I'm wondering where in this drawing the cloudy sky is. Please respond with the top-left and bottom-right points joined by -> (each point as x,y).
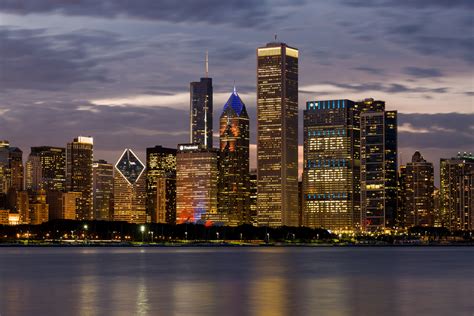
0,0 -> 473,185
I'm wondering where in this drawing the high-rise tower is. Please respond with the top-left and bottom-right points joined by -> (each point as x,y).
27,146 -> 66,192
219,87 -> 250,226
113,149 -> 147,224
256,42 -> 299,227
66,136 -> 93,220
190,53 -> 213,148
92,160 -> 113,221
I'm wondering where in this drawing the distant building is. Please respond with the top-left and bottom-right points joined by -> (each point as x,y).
359,99 -> 397,231
0,209 -> 8,225
190,77 -> 213,149
399,151 -> 434,228
26,146 -> 66,192
146,146 -> 177,224
303,99 -> 361,232
176,144 -> 218,224
47,191 -> 81,220
113,149 -> 147,224
249,169 -> 258,226
256,42 -> 299,227
92,160 -> 114,221
16,191 -> 30,224
440,153 -> 474,231
66,136 -> 93,220
29,189 -> 49,225
219,87 -> 250,226
0,140 -> 23,195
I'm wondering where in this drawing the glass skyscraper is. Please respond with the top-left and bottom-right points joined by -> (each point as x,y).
256,42 -> 299,227
27,146 -> 66,192
190,77 -> 213,149
92,160 -> 113,221
219,87 -> 250,226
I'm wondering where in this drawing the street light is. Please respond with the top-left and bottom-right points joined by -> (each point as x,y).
83,224 -> 88,243
140,225 -> 145,243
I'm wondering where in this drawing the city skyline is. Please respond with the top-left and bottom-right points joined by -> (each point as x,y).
0,1 -> 472,187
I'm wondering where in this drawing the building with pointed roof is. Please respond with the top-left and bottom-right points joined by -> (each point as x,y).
219,87 -> 251,226
113,149 -> 147,223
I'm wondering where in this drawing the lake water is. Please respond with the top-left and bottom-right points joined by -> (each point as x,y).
0,247 -> 473,316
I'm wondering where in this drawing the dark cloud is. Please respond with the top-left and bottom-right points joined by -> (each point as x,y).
399,113 -> 474,150
0,0 -> 284,28
353,66 -> 385,75
0,27 -> 112,91
323,82 -> 449,94
403,67 -> 443,78
341,0 -> 473,9
389,24 -> 424,35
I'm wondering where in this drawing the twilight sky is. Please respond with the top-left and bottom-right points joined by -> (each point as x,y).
0,0 -> 473,185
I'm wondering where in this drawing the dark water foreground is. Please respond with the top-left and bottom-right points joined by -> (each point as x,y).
0,247 -> 473,316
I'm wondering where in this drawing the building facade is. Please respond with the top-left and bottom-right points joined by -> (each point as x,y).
113,149 -> 147,224
256,42 -> 299,227
399,151 -> 434,228
440,153 -> 474,231
66,136 -> 93,220
359,99 -> 398,231
27,146 -> 66,192
146,146 -> 177,224
176,144 -> 218,224
47,191 -> 81,220
190,77 -> 213,148
219,87 -> 251,226
92,160 -> 114,221
303,99 -> 362,231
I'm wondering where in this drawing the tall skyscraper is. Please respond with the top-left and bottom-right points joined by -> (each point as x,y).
219,87 -> 251,226
190,55 -> 213,149
176,144 -> 218,224
399,151 -> 434,228
92,160 -> 114,221
66,136 -> 93,220
359,99 -> 397,231
256,41 -> 299,227
0,141 -> 23,194
146,145 -> 177,224
27,146 -> 66,192
113,149 -> 147,224
440,153 -> 474,231
303,99 -> 362,231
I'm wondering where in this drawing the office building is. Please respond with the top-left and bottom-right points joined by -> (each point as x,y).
66,136 -> 93,220
303,99 -> 361,231
176,144 -> 218,224
249,169 -> 258,226
26,146 -> 66,192
190,56 -> 213,149
146,146 -> 177,224
359,99 -> 397,231
0,141 -> 23,194
113,149 -> 147,224
219,87 -> 250,226
440,153 -> 474,231
29,189 -> 49,225
47,191 -> 81,220
399,151 -> 434,228
256,42 -> 299,227
92,160 -> 113,221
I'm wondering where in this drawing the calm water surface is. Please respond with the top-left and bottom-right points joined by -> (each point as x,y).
0,247 -> 473,316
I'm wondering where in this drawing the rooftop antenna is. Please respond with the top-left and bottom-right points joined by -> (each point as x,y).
205,50 -> 209,78
233,80 -> 236,94
274,33 -> 277,41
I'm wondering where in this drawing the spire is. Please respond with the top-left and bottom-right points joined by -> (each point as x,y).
205,50 -> 209,78
233,81 -> 237,95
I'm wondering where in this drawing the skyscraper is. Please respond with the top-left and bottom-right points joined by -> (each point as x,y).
359,99 -> 397,231
256,41 -> 299,227
113,149 -> 147,224
66,136 -> 93,220
0,141 -> 23,194
190,56 -> 213,149
219,87 -> 251,226
303,99 -> 361,231
146,145 -> 177,224
440,153 -> 474,231
399,151 -> 434,228
92,160 -> 114,221
176,144 -> 218,224
27,146 -> 66,192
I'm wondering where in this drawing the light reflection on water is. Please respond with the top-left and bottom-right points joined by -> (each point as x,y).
0,247 -> 473,316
